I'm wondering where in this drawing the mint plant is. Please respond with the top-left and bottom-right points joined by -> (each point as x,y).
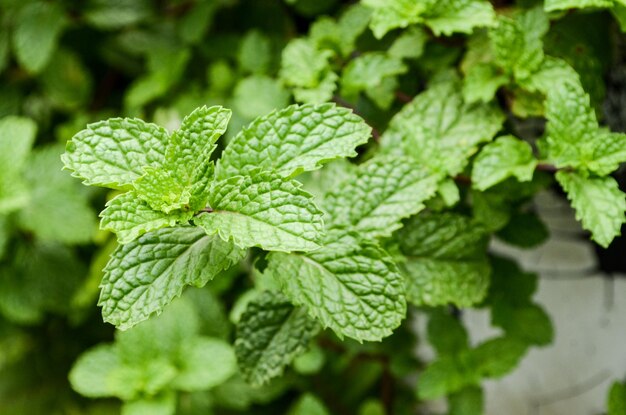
3,0 -> 626,414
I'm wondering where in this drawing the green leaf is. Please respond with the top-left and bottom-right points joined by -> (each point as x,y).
172,337 -> 237,391
69,344 -> 126,398
341,52 -> 407,100
84,0 -> 153,29
232,75 -> 290,120
288,394 -> 330,415
424,0 -> 496,36
195,173 -> 323,252
397,213 -> 490,307
18,145 -> 97,244
556,171 -> 626,248
544,0 -> 613,12
40,49 -> 92,110
491,302 -> 553,346
324,156 -> 439,239
217,103 -> 371,179
417,356 -> 477,400
496,211 -> 549,248
448,386 -> 484,415
427,310 -> 469,356
0,116 -> 37,181
121,391 -> 176,415
470,337 -> 527,378
381,77 -> 504,176
62,118 -> 170,189
544,80 -> 598,170
462,63 -> 508,104
389,27 -> 427,59
99,227 -> 245,330
238,30 -> 271,75
235,291 -> 319,386
99,191 -> 190,244
472,135 -> 537,191
608,381 -> 626,415
134,106 -> 230,213
266,232 -> 406,342
12,1 -> 66,73
280,39 -> 333,89
363,0 -> 494,39
489,14 -> 544,80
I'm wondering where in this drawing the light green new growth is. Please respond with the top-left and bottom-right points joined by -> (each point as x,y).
235,291 -> 318,386
556,171 -> 626,248
216,103 -> 371,179
472,135 -> 537,191
99,227 -> 245,330
194,173 -> 324,252
266,232 -> 406,342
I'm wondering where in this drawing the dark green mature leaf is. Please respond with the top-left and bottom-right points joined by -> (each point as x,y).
556,171 -> 626,248
397,213 -> 490,307
266,232 -> 406,342
99,227 -> 245,330
448,386 -> 484,415
195,173 -> 324,252
324,156 -> 439,239
235,291 -> 318,386
216,103 -> 371,179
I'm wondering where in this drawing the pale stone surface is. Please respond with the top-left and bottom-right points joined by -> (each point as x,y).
463,191 -> 626,415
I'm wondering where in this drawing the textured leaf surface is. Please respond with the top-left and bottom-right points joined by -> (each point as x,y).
397,213 -> 490,307
381,77 -> 504,176
425,0 -> 496,36
324,156 -> 439,239
100,226 -> 245,329
172,337 -> 237,391
235,291 -> 318,386
490,14 -> 544,80
280,39 -> 332,90
195,173 -> 323,252
266,233 -> 406,342
13,2 -> 66,73
556,171 -> 626,248
100,191 -> 188,244
62,118 -> 170,189
472,136 -> 537,191
216,104 -> 371,179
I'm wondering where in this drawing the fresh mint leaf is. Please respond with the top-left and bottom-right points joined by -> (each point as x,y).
217,103 -> 371,179
288,394 -> 330,415
69,344 -> 128,398
556,171 -> 626,248
62,118 -> 170,189
341,52 -> 408,103
381,77 -> 504,176
448,386 -> 484,415
424,0 -> 496,36
99,227 -> 245,330
472,135 -> 537,191
235,291 -> 319,386
172,337 -> 237,391
323,156 -> 439,239
266,232 -> 406,342
99,191 -> 189,244
194,173 -> 324,252
12,1 -> 66,73
397,212 -> 490,307
18,145 -> 97,244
